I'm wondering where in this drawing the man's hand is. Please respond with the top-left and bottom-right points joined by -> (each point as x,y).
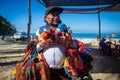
39,37 -> 54,47
58,32 -> 73,47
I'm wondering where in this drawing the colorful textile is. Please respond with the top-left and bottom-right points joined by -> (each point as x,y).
63,40 -> 93,79
14,41 -> 50,80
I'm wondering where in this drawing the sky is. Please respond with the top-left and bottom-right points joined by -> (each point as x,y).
0,0 -> 120,34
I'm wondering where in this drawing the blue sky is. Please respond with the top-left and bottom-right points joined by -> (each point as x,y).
0,0 -> 120,34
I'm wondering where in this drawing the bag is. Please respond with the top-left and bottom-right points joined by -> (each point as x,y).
15,41 -> 50,80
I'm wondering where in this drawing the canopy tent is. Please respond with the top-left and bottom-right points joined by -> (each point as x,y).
26,0 -> 120,41
35,0 -> 120,40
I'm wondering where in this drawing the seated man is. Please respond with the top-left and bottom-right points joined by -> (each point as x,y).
99,38 -> 109,55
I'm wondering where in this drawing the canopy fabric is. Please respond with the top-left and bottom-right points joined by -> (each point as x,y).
37,0 -> 120,12
63,5 -> 120,13
39,0 -> 120,7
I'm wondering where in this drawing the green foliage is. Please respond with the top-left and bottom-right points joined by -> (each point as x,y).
0,15 -> 16,35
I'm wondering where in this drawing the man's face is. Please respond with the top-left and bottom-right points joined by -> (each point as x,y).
44,11 -> 60,27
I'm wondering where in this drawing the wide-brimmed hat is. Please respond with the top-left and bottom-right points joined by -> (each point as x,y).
45,6 -> 63,15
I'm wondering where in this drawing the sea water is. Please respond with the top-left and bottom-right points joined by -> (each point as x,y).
73,33 -> 120,39
30,33 -> 120,40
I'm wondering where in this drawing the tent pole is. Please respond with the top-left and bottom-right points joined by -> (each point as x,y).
98,12 -> 101,41
27,0 -> 31,42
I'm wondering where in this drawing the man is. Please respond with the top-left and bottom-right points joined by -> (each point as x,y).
99,38 -> 110,55
36,6 -> 71,80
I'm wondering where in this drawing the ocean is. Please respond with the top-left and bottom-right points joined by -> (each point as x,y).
31,33 -> 120,39
73,33 -> 120,39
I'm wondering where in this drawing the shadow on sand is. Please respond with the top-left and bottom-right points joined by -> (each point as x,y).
91,48 -> 120,73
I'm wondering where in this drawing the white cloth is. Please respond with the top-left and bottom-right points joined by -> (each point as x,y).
36,25 -> 66,69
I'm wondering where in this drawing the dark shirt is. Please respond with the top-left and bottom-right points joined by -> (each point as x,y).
99,41 -> 109,51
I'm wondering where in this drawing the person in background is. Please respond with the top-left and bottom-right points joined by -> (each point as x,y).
111,32 -> 116,43
36,6 -> 71,80
99,38 -> 109,54
106,33 -> 110,40
112,32 -> 116,39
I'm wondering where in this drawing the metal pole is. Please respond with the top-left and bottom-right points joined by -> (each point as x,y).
27,0 -> 31,42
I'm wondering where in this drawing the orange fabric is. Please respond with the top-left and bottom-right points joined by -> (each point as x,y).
15,41 -> 51,80
38,54 -> 51,80
16,50 -> 32,80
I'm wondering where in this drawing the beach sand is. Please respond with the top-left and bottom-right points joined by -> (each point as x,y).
0,39 -> 120,80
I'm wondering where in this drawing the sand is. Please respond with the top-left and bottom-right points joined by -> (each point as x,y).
0,40 -> 26,80
0,39 -> 120,80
